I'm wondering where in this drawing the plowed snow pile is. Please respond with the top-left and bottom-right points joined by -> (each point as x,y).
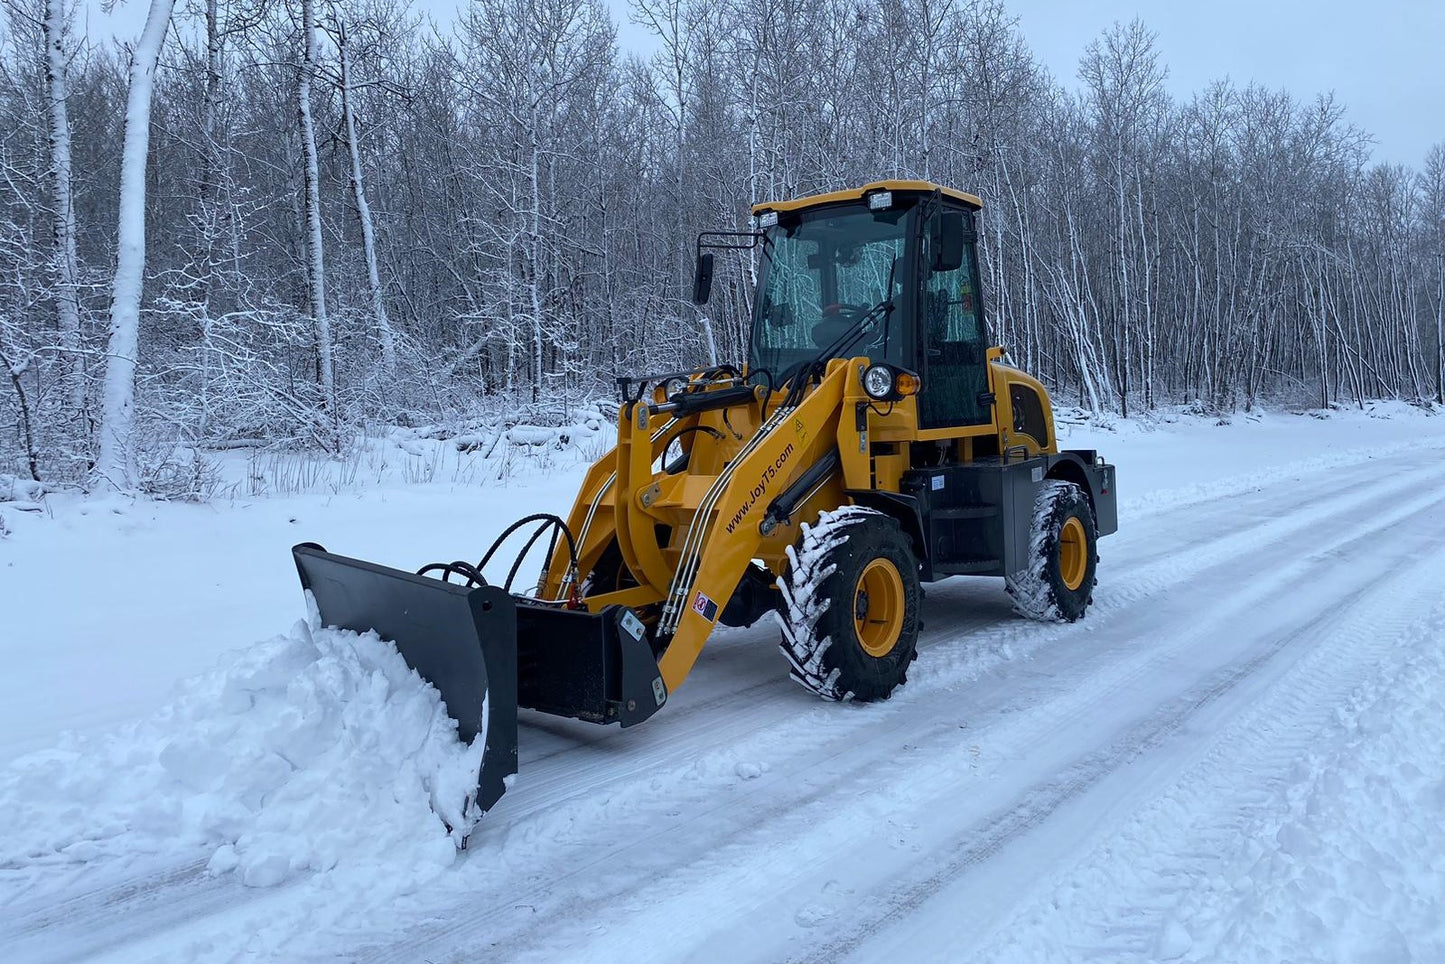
0,617 -> 484,888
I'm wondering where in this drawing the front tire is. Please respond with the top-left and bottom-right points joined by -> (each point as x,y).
1007,480 -> 1098,622
777,506 -> 921,701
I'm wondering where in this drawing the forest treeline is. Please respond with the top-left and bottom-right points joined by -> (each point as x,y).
1,0 -> 1442,489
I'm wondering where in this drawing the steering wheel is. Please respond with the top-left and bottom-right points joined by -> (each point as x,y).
811,302 -> 868,347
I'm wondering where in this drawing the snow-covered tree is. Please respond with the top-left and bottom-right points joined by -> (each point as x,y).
95,0 -> 176,490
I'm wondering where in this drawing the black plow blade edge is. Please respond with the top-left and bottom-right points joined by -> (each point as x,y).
292,543 -> 519,815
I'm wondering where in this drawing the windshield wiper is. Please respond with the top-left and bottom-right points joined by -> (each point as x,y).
806,254 -> 899,369
778,291 -> 898,408
822,296 -> 893,359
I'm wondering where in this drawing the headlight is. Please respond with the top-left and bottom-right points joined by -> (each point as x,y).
863,364 -> 895,400
859,364 -> 921,402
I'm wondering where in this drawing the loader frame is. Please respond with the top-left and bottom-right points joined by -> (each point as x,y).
297,179 -> 1119,823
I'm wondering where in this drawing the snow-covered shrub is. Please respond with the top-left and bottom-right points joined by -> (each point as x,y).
134,442 -> 227,502
145,300 -> 332,449
0,472 -> 44,502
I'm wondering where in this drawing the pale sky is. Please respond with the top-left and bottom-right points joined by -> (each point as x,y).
84,0 -> 1442,165
1005,0 -> 1444,166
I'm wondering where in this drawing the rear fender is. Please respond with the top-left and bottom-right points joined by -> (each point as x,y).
1046,451 -> 1118,537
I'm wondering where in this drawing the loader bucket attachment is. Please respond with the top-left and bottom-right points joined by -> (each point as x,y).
292,543 -> 519,815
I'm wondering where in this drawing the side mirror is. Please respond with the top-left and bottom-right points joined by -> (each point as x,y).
931,211 -> 965,273
692,251 -> 715,305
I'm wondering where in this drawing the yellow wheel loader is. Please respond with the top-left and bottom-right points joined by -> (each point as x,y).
294,180 -> 1118,817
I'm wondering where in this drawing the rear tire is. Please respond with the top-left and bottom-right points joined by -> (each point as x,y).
777,506 -> 921,702
1007,480 -> 1097,622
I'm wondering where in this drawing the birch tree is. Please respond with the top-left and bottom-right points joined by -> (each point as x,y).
42,0 -> 80,413
1422,145 -> 1445,404
328,4 -> 396,376
95,0 -> 176,489
296,0 -> 336,436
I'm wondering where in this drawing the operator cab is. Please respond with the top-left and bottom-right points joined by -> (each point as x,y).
696,181 -> 992,429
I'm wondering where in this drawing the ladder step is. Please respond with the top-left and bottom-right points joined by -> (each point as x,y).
932,503 -> 999,521
936,557 -> 1002,576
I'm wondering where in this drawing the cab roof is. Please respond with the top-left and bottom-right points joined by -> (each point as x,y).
751,180 -> 983,215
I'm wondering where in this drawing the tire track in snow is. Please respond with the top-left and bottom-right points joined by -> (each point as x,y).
963,567 -> 1445,962
342,454 -> 1445,964
909,453 -> 1444,691
820,526 -> 1445,964
630,468 -> 1445,964
1,857 -> 225,964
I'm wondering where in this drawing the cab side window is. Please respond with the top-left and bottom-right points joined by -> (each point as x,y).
919,215 -> 988,428
923,246 -> 982,362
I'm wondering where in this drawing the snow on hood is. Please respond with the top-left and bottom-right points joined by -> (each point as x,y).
0,619 -> 485,888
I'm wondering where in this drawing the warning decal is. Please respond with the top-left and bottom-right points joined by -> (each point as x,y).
692,590 -> 719,622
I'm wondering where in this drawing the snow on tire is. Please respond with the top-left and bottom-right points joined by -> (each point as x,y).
776,505 -> 921,702
1007,479 -> 1098,622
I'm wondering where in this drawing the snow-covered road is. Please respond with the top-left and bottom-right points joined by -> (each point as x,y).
4,409 -> 1445,962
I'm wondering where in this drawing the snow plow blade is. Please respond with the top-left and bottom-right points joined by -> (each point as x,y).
292,543 -> 519,814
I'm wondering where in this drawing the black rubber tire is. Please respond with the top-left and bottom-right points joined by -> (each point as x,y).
1007,480 -> 1098,622
778,506 -> 922,702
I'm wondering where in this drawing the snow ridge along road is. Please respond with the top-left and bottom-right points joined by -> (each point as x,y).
4,417 -> 1445,963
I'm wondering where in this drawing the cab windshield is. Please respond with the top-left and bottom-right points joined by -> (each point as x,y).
748,202 -> 915,377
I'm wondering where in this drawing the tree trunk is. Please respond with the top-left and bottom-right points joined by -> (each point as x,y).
529,119 -> 543,404
337,17 -> 396,376
1436,260 -> 1444,404
297,0 -> 336,434
197,0 -> 222,306
0,345 -> 40,481
95,0 -> 176,490
43,0 -> 82,415
197,0 -> 222,438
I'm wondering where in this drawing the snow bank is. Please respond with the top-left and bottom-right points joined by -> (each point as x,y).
0,617 -> 485,888
454,418 -> 607,453
0,473 -> 45,503
1166,626 -> 1445,962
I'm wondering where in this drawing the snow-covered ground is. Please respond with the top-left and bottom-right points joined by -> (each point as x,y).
3,401 -> 1444,962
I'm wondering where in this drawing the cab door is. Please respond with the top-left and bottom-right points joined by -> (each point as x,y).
919,208 -> 990,429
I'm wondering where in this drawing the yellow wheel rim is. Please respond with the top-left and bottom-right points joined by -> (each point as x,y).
855,558 -> 905,658
1059,516 -> 1088,591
